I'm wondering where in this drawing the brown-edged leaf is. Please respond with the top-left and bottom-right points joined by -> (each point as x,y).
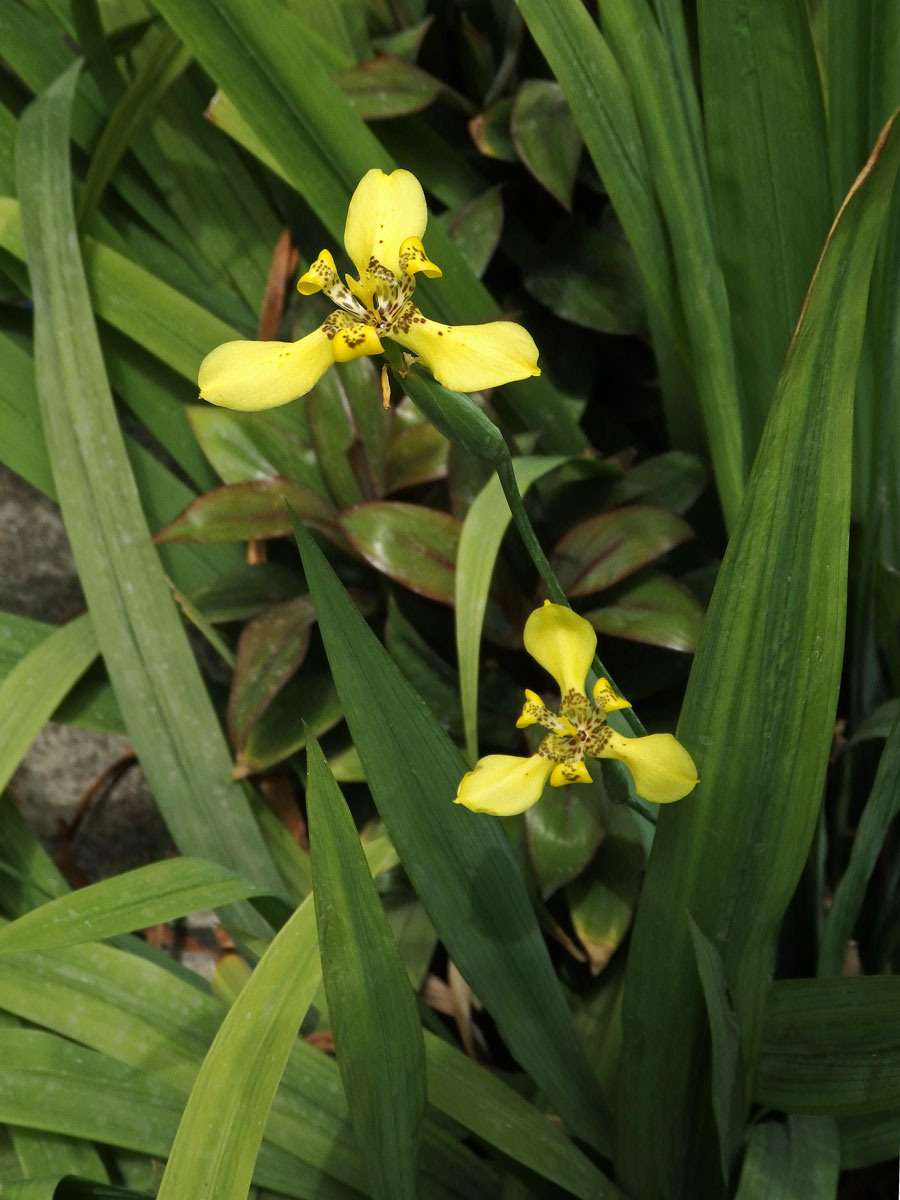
228,595 -> 317,751
552,507 -> 693,595
340,502 -> 460,605
583,573 -> 705,652
155,478 -> 343,546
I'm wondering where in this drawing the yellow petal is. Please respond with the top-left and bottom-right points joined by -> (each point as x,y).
593,677 -> 632,714
198,328 -> 335,412
297,248 -> 337,295
399,235 -> 441,279
596,730 -> 699,804
344,168 -> 428,280
523,601 -> 595,697
550,760 -> 592,786
393,312 -> 541,393
454,754 -> 553,816
331,323 -> 383,363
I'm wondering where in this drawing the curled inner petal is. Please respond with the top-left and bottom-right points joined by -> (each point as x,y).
399,235 -> 441,279
523,602 -> 596,698
516,689 -> 576,733
593,677 -> 632,714
455,754 -> 553,816
391,310 -> 541,393
298,249 -> 368,317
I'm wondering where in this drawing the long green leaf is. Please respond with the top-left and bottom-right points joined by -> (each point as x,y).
0,1029 -> 354,1199
596,0 -> 746,529
697,0 -> 830,443
516,0 -> 698,452
688,914 -> 745,1182
16,63 -> 284,916
292,516 -> 611,1155
307,736 -> 425,1200
155,892 -> 321,1200
819,702 -> 900,974
756,976 -> 900,1114
616,114 -> 900,1198
0,859 -> 260,954
423,1031 -> 619,1200
735,1116 -> 839,1200
0,914 -> 601,1193
0,613 -> 97,796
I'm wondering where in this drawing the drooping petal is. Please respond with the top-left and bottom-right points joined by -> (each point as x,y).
595,730 -> 699,804
198,328 -> 336,412
455,754 -> 553,816
393,310 -> 541,393
523,601 -> 596,698
344,168 -> 428,280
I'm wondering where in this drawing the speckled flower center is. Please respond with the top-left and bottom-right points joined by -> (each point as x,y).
522,689 -> 618,767
308,251 -> 427,340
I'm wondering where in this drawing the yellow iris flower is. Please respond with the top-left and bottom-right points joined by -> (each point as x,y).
455,601 -> 699,816
198,168 -> 541,411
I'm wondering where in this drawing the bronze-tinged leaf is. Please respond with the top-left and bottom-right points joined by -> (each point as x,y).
552,507 -> 693,596
384,424 -> 449,494
228,596 -> 317,751
338,54 -> 450,120
155,477 -> 344,547
583,573 -> 705,652
340,502 -> 460,605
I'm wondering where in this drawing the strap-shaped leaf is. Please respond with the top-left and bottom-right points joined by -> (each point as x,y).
307,736 -> 425,1200
756,976 -> 900,1114
16,63 -> 285,913
0,612 -> 97,796
155,892 -> 322,1200
697,0 -> 830,440
0,860 -> 261,955
292,516 -> 610,1153
616,114 -> 900,1196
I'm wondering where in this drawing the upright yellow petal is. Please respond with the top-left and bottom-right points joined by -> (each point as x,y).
523,602 -> 596,697
596,730 -> 699,804
344,168 -> 428,280
455,754 -> 553,816
198,328 -> 335,412
393,313 -> 540,393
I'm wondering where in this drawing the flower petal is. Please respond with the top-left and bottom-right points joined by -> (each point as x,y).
331,322 -> 383,363
523,601 -> 596,697
198,328 -> 335,411
393,312 -> 541,393
455,754 -> 553,816
550,760 -> 592,786
399,235 -> 441,279
596,730 -> 699,804
593,677 -> 632,714
344,168 -> 428,280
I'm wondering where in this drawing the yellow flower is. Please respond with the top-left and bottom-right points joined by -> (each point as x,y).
198,168 -> 541,411
455,601 -> 699,816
